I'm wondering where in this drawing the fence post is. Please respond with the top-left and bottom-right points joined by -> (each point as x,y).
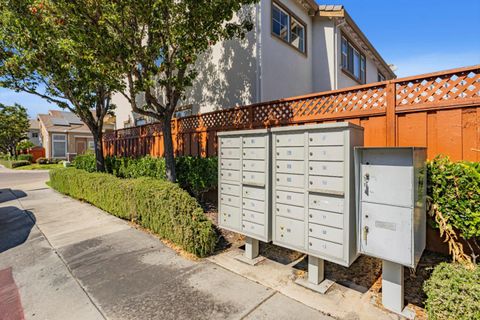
248,105 -> 254,129
172,117 -> 179,156
386,81 -> 397,146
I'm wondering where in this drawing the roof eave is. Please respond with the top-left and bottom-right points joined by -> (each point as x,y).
343,11 -> 396,79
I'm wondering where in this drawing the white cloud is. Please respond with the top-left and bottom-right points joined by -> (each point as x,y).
392,52 -> 480,78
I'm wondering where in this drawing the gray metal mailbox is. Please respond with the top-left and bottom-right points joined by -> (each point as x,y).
218,129 -> 271,260
354,147 -> 427,316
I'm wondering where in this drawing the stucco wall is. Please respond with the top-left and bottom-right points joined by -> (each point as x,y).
312,17 -> 335,92
260,0 -> 313,102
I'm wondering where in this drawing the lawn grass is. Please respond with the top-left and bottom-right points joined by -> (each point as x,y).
14,163 -> 64,170
0,159 -> 13,168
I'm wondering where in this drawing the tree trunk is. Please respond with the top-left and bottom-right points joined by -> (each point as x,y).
163,114 -> 176,182
93,130 -> 106,172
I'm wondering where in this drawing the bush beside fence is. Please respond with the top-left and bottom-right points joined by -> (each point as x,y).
49,168 -> 217,257
424,262 -> 479,320
73,154 -> 217,200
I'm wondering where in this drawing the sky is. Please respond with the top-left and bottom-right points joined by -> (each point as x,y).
1,0 -> 479,118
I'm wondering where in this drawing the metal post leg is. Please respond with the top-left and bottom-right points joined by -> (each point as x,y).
382,260 -> 404,313
245,237 -> 259,260
308,255 -> 325,285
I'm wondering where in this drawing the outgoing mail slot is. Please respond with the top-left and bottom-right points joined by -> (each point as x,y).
276,173 -> 304,188
243,198 -> 265,213
242,171 -> 265,185
243,159 -> 266,172
221,159 -> 240,170
276,147 -> 304,160
243,136 -> 266,148
309,146 -> 344,161
275,160 -> 304,174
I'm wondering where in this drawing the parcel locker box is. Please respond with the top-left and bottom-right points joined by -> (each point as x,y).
271,123 -> 364,267
218,129 -> 271,242
355,147 -> 426,268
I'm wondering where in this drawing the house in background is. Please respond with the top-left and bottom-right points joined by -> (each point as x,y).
37,110 -> 115,159
27,119 -> 41,146
113,0 -> 396,129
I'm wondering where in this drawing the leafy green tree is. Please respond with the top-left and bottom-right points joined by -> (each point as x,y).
0,0 -> 124,171
0,103 -> 29,156
61,0 -> 257,181
17,140 -> 35,151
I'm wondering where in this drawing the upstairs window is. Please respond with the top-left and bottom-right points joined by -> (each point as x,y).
378,72 -> 386,82
341,36 -> 366,84
272,2 -> 306,53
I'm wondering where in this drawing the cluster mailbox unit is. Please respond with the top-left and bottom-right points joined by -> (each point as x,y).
355,147 -> 427,316
218,129 -> 271,261
271,123 -> 364,287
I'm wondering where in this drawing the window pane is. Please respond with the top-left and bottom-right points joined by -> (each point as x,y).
353,50 -> 361,78
53,134 -> 66,141
290,18 -> 305,52
53,142 -> 66,157
272,5 -> 289,41
341,38 -> 348,68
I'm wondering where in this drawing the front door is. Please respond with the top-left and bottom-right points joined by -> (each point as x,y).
76,139 -> 87,155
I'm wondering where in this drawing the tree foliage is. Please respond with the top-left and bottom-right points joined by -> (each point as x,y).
0,0 -> 125,171
0,103 -> 29,155
55,0 -> 257,181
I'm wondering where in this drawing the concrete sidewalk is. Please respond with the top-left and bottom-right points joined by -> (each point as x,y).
0,170 -> 330,320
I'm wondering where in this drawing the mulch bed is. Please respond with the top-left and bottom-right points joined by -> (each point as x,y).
204,201 -> 451,319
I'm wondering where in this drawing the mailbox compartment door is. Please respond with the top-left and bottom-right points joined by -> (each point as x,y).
360,202 -> 412,266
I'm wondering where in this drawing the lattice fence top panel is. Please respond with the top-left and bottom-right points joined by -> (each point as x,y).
396,68 -> 480,108
104,66 -> 480,141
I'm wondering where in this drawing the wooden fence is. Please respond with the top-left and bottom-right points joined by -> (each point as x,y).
104,65 -> 480,161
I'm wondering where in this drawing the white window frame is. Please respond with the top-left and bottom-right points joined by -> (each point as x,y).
341,35 -> 367,84
88,141 -> 95,150
52,134 -> 67,158
271,1 -> 306,54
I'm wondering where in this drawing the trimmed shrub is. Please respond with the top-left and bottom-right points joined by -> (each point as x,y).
73,153 -> 97,172
49,168 -> 217,257
73,153 -> 218,200
10,160 -> 30,168
424,262 -> 480,320
176,156 -> 218,199
36,157 -> 48,164
17,153 -> 34,163
427,156 -> 480,263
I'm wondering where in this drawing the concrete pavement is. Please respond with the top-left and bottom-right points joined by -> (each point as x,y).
0,167 -> 330,320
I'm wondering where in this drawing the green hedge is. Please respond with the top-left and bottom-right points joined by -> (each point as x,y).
49,168 -> 217,257
424,263 -> 480,319
73,154 -> 217,200
0,159 -> 30,168
427,156 -> 480,241
17,154 -> 33,163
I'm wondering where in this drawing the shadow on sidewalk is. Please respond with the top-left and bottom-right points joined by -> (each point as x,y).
0,189 -> 27,204
0,205 -> 36,253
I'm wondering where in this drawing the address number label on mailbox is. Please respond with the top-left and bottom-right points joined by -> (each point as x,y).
276,190 -> 304,206
276,147 -> 304,160
276,160 -> 304,174
243,136 -> 266,148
